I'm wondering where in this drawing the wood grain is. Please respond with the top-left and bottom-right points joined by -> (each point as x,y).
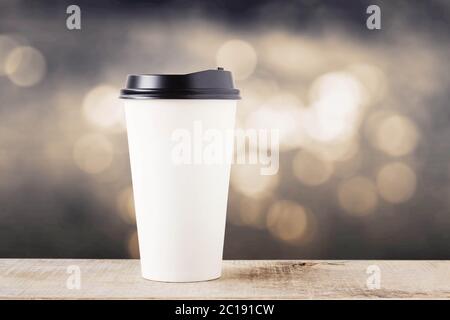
0,259 -> 449,299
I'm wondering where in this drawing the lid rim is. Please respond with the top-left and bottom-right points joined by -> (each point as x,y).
120,91 -> 241,100
120,68 -> 241,100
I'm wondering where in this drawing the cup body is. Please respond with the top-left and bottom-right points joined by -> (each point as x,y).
124,99 -> 236,282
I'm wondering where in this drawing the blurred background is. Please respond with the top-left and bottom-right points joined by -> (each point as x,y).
0,0 -> 449,259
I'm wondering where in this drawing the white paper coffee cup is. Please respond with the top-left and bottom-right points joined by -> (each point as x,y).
120,69 -> 240,282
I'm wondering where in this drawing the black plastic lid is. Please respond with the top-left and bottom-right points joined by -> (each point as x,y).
120,68 -> 240,100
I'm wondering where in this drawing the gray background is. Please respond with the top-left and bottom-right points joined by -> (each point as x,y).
0,0 -> 449,259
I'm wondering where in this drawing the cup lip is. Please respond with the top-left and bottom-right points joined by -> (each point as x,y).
119,68 -> 241,100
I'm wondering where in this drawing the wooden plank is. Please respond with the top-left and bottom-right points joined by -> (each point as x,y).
0,259 -> 449,299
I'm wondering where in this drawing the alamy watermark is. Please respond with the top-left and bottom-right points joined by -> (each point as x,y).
67,4 -> 380,31
66,265 -> 81,290
66,5 -> 81,30
366,5 -> 381,30
366,264 -> 381,290
171,121 -> 279,175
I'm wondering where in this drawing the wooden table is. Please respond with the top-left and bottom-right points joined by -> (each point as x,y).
1,259 -> 449,299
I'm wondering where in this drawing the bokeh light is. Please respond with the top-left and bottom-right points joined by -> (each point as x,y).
116,186 -> 136,225
316,138 -> 360,162
73,133 -> 114,174
1,1 -> 448,260
376,162 -> 417,203
82,85 -> 126,131
347,63 -> 387,104
231,161 -> 279,198
302,71 -> 366,142
266,200 -> 311,244
0,35 -> 18,75
237,77 -> 279,117
369,113 -> 419,157
127,231 -> 140,258
338,176 -> 378,216
260,32 -> 324,77
292,149 -> 333,186
236,196 -> 271,229
245,93 -> 305,151
216,39 -> 257,80
5,46 -> 46,87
